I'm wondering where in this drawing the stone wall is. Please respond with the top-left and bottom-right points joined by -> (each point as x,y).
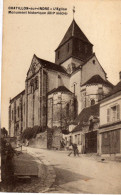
29,131 -> 47,149
47,127 -> 63,150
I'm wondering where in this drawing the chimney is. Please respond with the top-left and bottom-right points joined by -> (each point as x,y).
119,71 -> 121,81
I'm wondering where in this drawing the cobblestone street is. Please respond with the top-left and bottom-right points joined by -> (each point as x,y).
27,147 -> 121,194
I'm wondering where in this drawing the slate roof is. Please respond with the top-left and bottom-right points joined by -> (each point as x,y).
35,55 -> 68,74
56,19 -> 92,50
101,81 -> 121,101
81,75 -> 114,88
72,104 -> 100,133
10,90 -> 25,103
108,81 -> 121,95
48,86 -> 73,95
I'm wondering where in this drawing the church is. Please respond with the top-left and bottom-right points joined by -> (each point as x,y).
8,19 -> 113,151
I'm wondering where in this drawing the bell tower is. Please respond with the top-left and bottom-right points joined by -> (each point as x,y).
55,19 -> 93,73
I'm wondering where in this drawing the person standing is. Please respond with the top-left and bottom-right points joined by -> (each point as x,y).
68,143 -> 76,156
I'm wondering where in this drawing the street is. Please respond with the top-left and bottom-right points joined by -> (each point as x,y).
27,147 -> 121,194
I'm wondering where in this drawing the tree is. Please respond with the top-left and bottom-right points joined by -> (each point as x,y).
21,126 -> 42,140
1,127 -> 8,137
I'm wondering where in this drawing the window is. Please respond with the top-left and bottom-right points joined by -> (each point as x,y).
30,79 -> 34,93
12,110 -> 13,120
98,87 -> 103,100
75,135 -> 77,144
58,94 -> 61,103
75,134 -> 81,145
17,106 -> 19,117
81,90 -> 86,108
73,83 -> 76,94
91,99 -> 95,106
35,77 -> 38,90
107,108 -> 110,123
58,75 -> 61,86
107,104 -> 120,123
98,87 -> 103,94
93,60 -> 95,64
66,103 -> 69,117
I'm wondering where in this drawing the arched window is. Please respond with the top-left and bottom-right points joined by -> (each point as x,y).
24,103 -> 25,114
17,106 -> 19,117
58,75 -> 61,86
73,83 -> 77,95
66,103 -> 69,117
74,97 -> 78,119
91,99 -> 95,106
12,110 -> 13,120
30,79 -> 34,93
35,76 -> 38,90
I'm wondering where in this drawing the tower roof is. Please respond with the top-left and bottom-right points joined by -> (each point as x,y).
56,19 -> 92,51
81,75 -> 114,88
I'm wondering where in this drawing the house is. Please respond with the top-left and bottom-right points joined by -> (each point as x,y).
99,72 -> 121,155
63,103 -> 100,153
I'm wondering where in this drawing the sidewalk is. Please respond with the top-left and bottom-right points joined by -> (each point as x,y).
0,149 -> 55,192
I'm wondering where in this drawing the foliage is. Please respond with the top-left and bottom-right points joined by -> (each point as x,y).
1,127 -> 8,137
21,126 -> 42,140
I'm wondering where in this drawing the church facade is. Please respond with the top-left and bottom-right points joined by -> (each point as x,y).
9,19 -> 113,150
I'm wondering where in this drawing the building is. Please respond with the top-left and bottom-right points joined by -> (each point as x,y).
99,73 -> 121,155
8,19 -> 113,149
63,103 -> 100,153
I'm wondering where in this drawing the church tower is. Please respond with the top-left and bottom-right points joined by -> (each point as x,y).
55,19 -> 93,73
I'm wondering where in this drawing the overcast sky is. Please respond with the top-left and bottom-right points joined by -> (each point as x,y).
1,0 -> 121,129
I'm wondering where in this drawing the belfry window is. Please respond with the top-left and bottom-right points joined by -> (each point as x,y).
17,106 -> 19,117
35,76 -> 38,90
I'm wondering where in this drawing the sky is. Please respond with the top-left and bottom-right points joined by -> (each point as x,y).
1,0 -> 121,129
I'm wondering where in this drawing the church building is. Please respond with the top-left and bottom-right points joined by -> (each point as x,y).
9,19 -> 113,150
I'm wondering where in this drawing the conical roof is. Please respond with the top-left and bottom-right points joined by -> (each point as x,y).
56,19 -> 92,50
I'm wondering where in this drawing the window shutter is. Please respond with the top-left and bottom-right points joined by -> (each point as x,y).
107,108 -> 110,123
117,104 -> 120,120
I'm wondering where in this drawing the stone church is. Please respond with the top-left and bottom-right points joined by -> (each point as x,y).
9,19 -> 113,149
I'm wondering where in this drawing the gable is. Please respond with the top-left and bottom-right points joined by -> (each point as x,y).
27,55 -> 41,79
81,55 -> 106,85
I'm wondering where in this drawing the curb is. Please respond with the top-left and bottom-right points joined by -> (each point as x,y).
28,151 -> 56,193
